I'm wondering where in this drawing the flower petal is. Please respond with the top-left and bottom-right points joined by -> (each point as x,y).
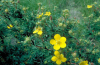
54,34 -> 61,41
60,37 -> 66,42
50,39 -> 56,45
54,51 -> 60,56
7,26 -> 10,29
33,30 -> 38,34
60,42 -> 66,48
61,57 -> 67,62
60,54 -> 67,62
87,5 -> 92,8
56,59 -> 61,65
53,44 -> 60,50
79,60 -> 88,65
51,56 -> 57,62
84,60 -> 88,64
38,31 -> 43,35
9,24 -> 13,27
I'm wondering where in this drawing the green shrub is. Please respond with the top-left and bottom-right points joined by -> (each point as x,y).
0,0 -> 100,65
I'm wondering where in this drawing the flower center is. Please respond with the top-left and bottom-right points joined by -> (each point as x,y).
57,55 -> 62,60
37,27 -> 42,31
57,40 -> 61,45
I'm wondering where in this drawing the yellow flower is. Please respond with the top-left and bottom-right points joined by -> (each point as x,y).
33,26 -> 43,35
98,58 -> 100,63
7,26 -> 10,29
9,24 -> 13,28
36,13 -> 43,18
51,51 -> 67,65
44,12 -> 51,16
87,5 -> 92,8
79,60 -> 88,65
50,34 -> 67,50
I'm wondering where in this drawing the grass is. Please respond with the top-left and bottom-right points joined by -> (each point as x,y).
19,0 -> 68,12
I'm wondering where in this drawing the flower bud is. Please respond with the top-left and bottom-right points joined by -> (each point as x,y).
36,21 -> 41,25
54,6 -> 58,10
5,9 -> 9,13
92,50 -> 95,54
74,58 -> 79,62
38,3 -> 42,6
94,2 -> 97,4
41,6 -> 45,10
66,21 -> 69,23
97,18 -> 99,21
42,17 -> 46,21
63,24 -> 66,27
94,20 -> 97,22
44,60 -> 48,64
98,32 -> 100,35
68,30 -> 72,34
23,7 -> 26,11
72,52 -> 77,57
69,47 -> 72,51
11,1 -> 15,4
62,9 -> 69,13
24,37 -> 31,44
86,49 -> 91,53
59,23 -> 63,26
1,0 -> 4,3
96,49 -> 99,53
82,14 -> 84,16
98,58 -> 100,63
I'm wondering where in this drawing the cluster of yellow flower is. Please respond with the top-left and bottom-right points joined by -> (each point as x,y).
7,24 -> 13,29
51,51 -> 67,65
36,12 -> 51,18
33,12 -> 51,35
50,34 -> 67,65
33,26 -> 43,35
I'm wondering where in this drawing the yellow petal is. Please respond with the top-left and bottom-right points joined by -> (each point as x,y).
7,26 -> 10,29
79,61 -> 88,65
37,31 -> 43,35
84,60 -> 88,64
44,12 -> 51,16
54,51 -> 60,56
33,30 -> 38,34
60,42 -> 66,48
87,5 -> 92,8
61,57 -> 67,62
41,13 -> 43,15
56,59 -> 61,65
98,58 -> 100,63
60,37 -> 66,42
53,44 -> 60,50
50,39 -> 56,45
54,34 -> 61,41
51,56 -> 57,62
9,24 -> 13,27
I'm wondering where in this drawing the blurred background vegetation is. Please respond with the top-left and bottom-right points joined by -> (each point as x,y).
19,0 -> 100,16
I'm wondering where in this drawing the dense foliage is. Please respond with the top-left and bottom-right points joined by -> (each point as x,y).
0,0 -> 100,65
